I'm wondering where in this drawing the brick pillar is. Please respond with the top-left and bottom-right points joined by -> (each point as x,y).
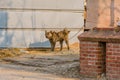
106,43 -> 120,80
80,41 -> 105,77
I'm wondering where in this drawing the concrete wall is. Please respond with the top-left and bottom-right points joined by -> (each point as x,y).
0,0 -> 84,48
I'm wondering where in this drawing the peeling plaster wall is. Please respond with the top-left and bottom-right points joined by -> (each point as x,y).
86,0 -> 120,29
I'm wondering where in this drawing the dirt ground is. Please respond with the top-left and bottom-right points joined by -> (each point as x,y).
0,44 -> 105,80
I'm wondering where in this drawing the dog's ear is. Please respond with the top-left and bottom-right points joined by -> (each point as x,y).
63,28 -> 70,34
50,31 -> 53,33
63,28 -> 67,31
68,31 -> 70,33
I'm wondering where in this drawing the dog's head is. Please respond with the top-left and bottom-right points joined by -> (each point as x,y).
45,30 -> 53,39
63,28 -> 70,35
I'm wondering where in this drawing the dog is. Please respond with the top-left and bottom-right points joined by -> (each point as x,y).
45,28 -> 70,51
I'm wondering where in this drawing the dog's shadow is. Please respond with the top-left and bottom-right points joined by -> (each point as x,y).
29,41 -> 50,48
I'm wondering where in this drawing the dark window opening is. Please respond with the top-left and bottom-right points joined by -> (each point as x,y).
99,42 -> 106,75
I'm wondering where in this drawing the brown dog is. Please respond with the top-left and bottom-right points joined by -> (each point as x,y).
45,28 -> 70,51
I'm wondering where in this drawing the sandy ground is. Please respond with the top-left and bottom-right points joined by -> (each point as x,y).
0,45 -> 106,80
0,63 -> 78,80
0,46 -> 81,80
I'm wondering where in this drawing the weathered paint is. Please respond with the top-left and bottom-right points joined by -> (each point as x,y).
0,0 -> 84,48
0,11 -> 8,28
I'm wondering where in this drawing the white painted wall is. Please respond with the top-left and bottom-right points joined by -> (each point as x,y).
0,0 -> 84,48
5,11 -> 83,28
0,0 -> 84,10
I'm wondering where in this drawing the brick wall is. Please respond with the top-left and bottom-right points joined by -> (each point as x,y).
80,41 -> 106,77
106,43 -> 120,80
78,27 -> 120,79
80,41 -> 120,79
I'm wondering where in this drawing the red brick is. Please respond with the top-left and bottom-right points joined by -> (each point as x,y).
80,53 -> 87,56
106,43 -> 120,80
113,45 -> 120,48
106,55 -> 116,60
107,44 -> 113,48
80,44 -> 88,46
106,51 -> 113,55
88,54 -> 96,57
80,41 -> 104,77
106,48 -> 113,52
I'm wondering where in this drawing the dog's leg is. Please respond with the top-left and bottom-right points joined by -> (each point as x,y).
52,42 -> 56,51
50,41 -> 53,51
51,43 -> 56,51
50,41 -> 56,51
65,40 -> 70,50
60,40 -> 63,51
50,40 -> 54,51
